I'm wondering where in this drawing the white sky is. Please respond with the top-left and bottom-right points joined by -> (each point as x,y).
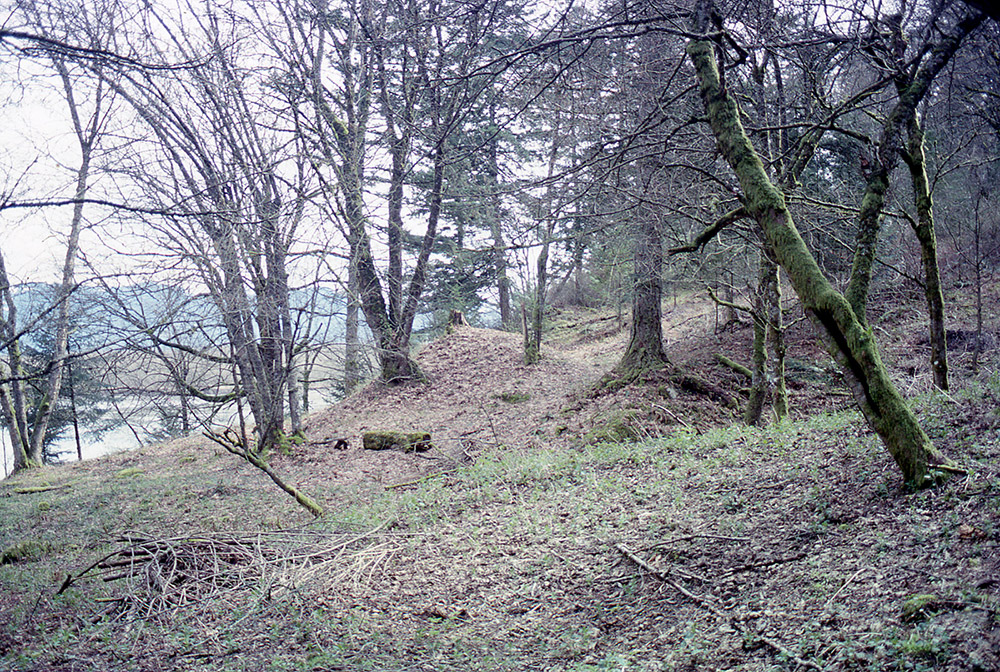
1,55 -> 88,282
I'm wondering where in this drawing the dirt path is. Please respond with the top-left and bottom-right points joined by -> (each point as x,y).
294,324 -> 604,489
289,299 -> 735,492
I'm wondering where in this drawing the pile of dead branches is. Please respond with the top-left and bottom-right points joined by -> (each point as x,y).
60,525 -> 398,621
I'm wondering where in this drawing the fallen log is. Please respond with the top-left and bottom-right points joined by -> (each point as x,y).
362,431 -> 432,453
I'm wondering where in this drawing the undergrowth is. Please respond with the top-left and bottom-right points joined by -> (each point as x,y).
1,388 -> 998,671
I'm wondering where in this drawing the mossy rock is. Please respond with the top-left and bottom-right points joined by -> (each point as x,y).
583,410 -> 642,444
1,539 -> 54,566
362,431 -> 432,453
901,594 -> 940,622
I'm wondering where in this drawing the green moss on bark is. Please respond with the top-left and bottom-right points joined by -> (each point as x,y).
687,32 -> 954,487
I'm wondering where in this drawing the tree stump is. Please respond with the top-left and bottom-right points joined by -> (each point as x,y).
362,431 -> 432,453
448,310 -> 469,327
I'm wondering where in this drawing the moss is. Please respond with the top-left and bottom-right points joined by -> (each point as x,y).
591,371 -> 630,396
583,410 -> 642,445
689,31 -> 957,487
115,467 -> 144,478
362,431 -> 432,453
523,340 -> 540,365
1,539 -> 54,565
715,354 -> 752,380
901,594 -> 940,622
276,430 -> 307,455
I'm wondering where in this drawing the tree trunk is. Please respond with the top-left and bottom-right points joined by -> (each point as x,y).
843,9 -> 983,324
387,139 -> 406,328
764,246 -> 787,420
904,120 -> 949,390
527,234 -> 550,365
744,253 -> 770,426
845,172 -> 888,326
27,80 -> 92,465
344,251 -> 360,395
208,224 -> 284,453
687,9 -> 954,485
973,204 -> 984,375
486,100 -> 512,329
618,214 -> 668,373
0,250 -> 31,472
494,223 -> 513,330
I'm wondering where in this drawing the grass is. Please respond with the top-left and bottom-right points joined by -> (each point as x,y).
495,390 -> 531,403
2,390 -> 998,670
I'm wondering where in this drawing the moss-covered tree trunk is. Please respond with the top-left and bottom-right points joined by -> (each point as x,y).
845,172 -> 888,326
687,3 -> 954,485
841,9 -> 983,324
903,120 -> 948,390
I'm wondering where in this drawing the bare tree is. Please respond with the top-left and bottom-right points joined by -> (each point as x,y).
0,0 -> 117,471
98,3 -> 310,451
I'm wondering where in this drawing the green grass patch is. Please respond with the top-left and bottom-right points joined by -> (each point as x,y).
495,390 -> 531,403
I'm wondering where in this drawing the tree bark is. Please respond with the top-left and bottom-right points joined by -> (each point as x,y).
764,245 -> 787,421
26,58 -> 98,466
744,254 -> 770,426
844,9 -> 984,323
344,251 -> 360,395
687,5 -> 954,485
618,212 -> 668,374
486,99 -> 512,329
903,120 -> 948,390
0,250 -> 31,472
526,116 -> 563,364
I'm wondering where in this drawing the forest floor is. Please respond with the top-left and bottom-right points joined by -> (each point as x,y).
1,287 -> 999,672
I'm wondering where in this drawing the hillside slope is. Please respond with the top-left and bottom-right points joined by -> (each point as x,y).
2,298 -> 999,672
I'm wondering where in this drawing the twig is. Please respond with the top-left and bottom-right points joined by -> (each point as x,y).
822,566 -> 866,611
479,401 -> 503,447
615,542 -> 822,671
645,533 -> 750,550
615,543 -> 718,607
721,552 -> 809,577
652,403 -> 693,429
